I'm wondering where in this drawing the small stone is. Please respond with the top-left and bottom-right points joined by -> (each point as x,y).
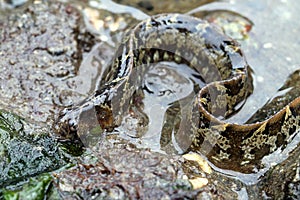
189,177 -> 209,189
183,153 -> 212,174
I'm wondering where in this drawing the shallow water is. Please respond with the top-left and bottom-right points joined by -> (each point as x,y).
189,0 -> 300,124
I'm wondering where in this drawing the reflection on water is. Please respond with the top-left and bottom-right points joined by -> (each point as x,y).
117,61 -> 204,153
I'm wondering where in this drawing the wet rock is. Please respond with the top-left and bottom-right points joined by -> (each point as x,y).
54,141 -> 197,199
0,1 -> 96,124
53,138 -> 235,199
257,145 -> 300,199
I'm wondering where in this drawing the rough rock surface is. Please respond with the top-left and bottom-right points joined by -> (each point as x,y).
0,1 -> 95,124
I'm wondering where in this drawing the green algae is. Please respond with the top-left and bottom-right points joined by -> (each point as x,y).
0,110 -> 71,199
2,173 -> 52,200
